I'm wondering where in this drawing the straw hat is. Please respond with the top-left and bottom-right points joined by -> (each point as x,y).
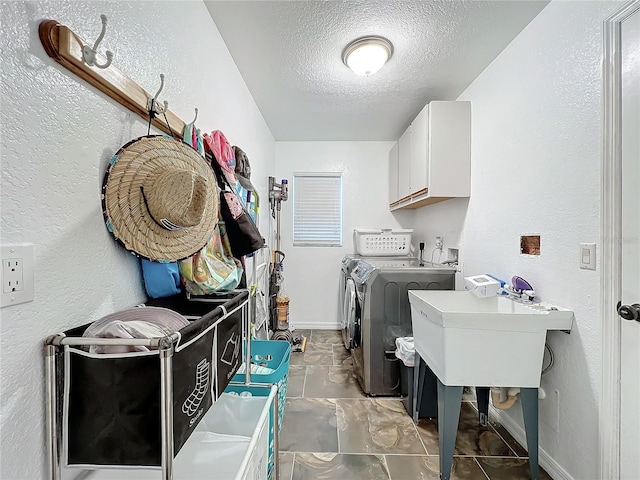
102,135 -> 218,262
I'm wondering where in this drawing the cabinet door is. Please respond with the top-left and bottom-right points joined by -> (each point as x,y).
428,101 -> 471,197
388,142 -> 399,204
409,104 -> 429,194
398,127 -> 412,199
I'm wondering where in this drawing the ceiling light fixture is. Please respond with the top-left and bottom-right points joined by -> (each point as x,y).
342,36 -> 393,77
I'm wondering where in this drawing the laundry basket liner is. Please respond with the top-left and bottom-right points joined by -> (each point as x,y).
60,291 -> 247,468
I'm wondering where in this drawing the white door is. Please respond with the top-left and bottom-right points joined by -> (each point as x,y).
619,5 -> 640,479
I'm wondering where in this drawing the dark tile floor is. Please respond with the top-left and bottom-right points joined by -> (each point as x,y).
278,329 -> 552,480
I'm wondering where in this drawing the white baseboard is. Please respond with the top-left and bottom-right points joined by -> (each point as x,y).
290,321 -> 340,330
489,405 -> 574,480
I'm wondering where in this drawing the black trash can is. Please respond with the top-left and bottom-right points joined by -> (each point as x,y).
400,357 -> 438,419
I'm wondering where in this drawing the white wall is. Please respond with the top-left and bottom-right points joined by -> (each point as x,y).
411,197 -> 470,289
412,1 -> 619,478
275,142 -> 413,329
0,2 -> 274,479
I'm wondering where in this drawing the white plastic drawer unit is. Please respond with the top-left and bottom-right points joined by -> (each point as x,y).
408,290 -> 574,388
84,388 -> 276,480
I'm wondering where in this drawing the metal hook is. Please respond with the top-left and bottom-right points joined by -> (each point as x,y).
147,74 -> 169,114
191,108 -> 198,125
81,14 -> 114,69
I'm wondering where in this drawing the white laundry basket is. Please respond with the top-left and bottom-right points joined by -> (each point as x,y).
84,388 -> 275,480
354,229 -> 413,256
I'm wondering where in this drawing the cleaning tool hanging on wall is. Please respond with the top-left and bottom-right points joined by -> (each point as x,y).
267,176 -> 306,349
270,251 -> 293,343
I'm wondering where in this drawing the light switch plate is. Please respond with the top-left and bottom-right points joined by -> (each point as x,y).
1,244 -> 34,308
579,243 -> 596,270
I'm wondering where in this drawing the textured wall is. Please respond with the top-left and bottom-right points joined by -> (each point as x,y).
0,2 -> 274,479
412,1 -> 619,478
275,141 -> 413,329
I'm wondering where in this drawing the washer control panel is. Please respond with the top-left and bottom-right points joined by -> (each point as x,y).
351,262 -> 376,283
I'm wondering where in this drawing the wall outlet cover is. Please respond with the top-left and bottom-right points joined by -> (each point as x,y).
1,244 -> 34,308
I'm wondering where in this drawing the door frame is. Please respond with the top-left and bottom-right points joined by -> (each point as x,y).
600,1 -> 640,478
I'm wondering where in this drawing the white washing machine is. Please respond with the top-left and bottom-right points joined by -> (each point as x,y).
349,258 -> 456,396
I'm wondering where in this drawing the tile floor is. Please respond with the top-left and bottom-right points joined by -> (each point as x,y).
278,329 -> 552,480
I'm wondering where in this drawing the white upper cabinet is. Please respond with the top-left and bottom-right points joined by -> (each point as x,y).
388,142 -> 399,204
397,126 -> 412,199
389,100 -> 471,210
409,104 -> 429,194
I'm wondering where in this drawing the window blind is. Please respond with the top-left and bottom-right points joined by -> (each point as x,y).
293,173 -> 343,246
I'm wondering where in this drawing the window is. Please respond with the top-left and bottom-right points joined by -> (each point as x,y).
293,173 -> 343,246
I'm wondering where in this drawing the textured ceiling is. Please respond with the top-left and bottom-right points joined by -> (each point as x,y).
205,1 -> 549,141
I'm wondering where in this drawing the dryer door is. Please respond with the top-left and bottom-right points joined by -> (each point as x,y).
343,278 -> 357,350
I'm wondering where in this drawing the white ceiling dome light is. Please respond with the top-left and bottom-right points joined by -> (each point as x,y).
342,36 -> 393,76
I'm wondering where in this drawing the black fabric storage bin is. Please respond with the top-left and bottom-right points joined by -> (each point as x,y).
146,292 -> 245,394
61,291 -> 247,468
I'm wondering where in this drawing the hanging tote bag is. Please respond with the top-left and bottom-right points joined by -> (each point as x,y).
178,223 -> 244,295
205,148 -> 264,258
218,189 -> 264,258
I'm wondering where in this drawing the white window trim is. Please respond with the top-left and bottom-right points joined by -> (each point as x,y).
292,172 -> 343,247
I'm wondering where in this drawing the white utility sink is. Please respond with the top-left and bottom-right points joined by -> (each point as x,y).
408,291 -> 574,388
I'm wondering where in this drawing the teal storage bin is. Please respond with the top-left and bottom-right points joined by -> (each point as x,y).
225,340 -> 291,479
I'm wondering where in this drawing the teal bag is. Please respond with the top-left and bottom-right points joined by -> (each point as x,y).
141,260 -> 182,298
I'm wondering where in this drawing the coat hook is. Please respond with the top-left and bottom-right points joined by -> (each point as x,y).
81,14 -> 114,69
147,73 -> 168,114
191,108 -> 198,124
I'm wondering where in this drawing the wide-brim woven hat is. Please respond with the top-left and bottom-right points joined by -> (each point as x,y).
102,135 -> 218,262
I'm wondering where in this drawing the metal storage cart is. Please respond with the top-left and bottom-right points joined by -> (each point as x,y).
44,290 -> 280,480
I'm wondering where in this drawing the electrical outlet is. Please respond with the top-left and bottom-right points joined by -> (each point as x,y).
435,236 -> 444,250
1,245 -> 34,308
3,258 -> 23,293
